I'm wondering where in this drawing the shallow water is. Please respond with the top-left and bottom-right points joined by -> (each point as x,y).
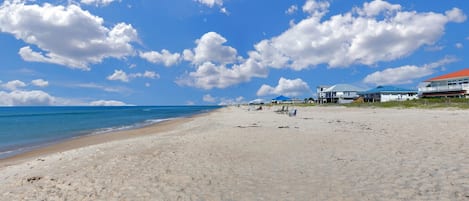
0,106 -> 221,159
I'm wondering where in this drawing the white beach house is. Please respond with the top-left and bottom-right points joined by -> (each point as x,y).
360,86 -> 418,102
316,85 -> 330,104
320,84 -> 365,104
419,68 -> 469,98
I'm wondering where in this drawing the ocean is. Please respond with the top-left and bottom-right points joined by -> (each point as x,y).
0,106 -> 221,159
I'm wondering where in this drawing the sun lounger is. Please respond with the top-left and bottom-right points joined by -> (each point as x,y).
288,109 -> 297,117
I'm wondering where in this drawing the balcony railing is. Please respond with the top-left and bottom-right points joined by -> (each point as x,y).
419,84 -> 469,93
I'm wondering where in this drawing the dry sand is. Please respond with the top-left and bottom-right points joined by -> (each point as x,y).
0,106 -> 468,200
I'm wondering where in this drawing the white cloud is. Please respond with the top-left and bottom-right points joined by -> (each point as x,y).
203,94 -> 216,103
455,43 -> 463,49
218,96 -> 244,105
445,7 -> 467,23
81,0 -> 119,7
184,32 -> 238,65
0,1 -> 139,70
252,1 -> 466,70
1,80 -> 27,91
31,79 -> 49,87
89,100 -> 131,106
107,70 -> 130,82
196,0 -> 223,8
220,7 -> 229,15
256,77 -> 312,97
363,57 -> 458,85
0,90 -> 56,106
177,32 -> 268,90
140,71 -> 159,79
195,0 -> 227,15
355,0 -> 401,17
107,70 -> 160,82
286,5 -> 298,15
177,58 -> 268,90
139,50 -> 181,67
302,0 -> 330,18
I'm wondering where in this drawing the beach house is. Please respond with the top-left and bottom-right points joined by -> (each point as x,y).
419,68 -> 469,98
316,85 -> 330,104
320,84 -> 365,104
360,86 -> 418,102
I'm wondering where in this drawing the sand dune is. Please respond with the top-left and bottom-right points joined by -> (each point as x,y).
1,106 -> 468,200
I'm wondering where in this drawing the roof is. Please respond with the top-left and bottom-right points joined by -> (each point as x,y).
360,86 -> 417,94
272,95 -> 291,101
323,84 -> 364,92
427,68 -> 469,81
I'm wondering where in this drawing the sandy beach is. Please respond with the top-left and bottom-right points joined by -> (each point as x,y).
1,106 -> 468,200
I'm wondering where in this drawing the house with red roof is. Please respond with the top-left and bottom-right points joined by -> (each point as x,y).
419,69 -> 469,98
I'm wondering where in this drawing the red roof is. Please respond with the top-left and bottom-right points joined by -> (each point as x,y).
427,68 -> 469,81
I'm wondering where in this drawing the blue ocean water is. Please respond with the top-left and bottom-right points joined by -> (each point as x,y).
0,106 -> 221,159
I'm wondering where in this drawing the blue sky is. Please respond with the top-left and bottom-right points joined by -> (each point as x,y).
0,0 -> 468,106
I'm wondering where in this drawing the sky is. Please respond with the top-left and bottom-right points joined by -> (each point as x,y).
0,0 -> 468,106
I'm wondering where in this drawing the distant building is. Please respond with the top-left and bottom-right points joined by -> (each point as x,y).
360,86 -> 418,102
419,68 -> 469,98
316,85 -> 330,104
321,84 -> 365,104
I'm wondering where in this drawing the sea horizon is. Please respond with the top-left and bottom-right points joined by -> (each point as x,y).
0,105 -> 222,159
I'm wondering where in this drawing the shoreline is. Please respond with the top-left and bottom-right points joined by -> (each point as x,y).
0,108 -> 217,168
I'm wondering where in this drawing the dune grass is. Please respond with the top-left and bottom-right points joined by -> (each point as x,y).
346,98 -> 469,109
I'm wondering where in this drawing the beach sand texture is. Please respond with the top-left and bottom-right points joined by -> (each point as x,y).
0,106 -> 468,200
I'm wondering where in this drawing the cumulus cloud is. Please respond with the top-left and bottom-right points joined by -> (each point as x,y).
107,70 -> 159,82
184,32 -> 238,65
89,100 -> 131,106
177,58 -> 268,90
80,0 -> 119,7
0,90 -> 56,106
139,50 -> 181,67
256,77 -> 312,97
203,94 -> 216,103
1,80 -> 27,91
0,1 -> 139,70
252,0 -> 466,70
455,43 -> 463,49
355,0 -> 401,17
177,32 -> 269,89
31,79 -> 49,87
107,70 -> 130,82
302,0 -> 330,18
363,57 -> 458,85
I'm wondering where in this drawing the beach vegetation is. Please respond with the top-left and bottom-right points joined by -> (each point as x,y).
346,98 -> 469,109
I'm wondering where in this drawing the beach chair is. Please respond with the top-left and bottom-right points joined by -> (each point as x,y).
275,106 -> 285,113
288,109 -> 297,117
